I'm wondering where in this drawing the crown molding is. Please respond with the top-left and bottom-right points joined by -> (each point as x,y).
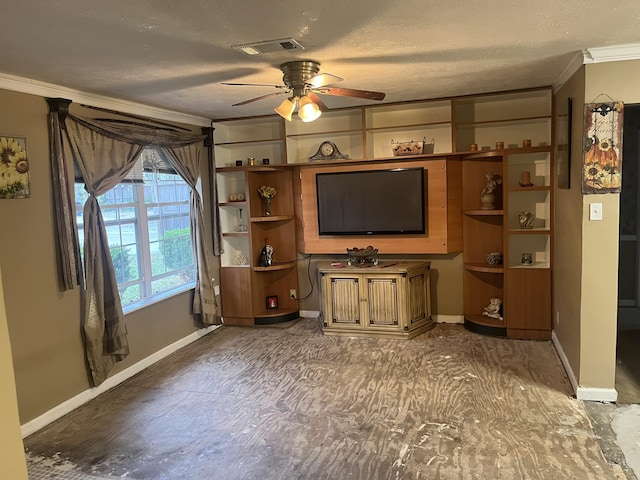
0,72 -> 211,127
583,43 -> 640,64
553,51 -> 585,92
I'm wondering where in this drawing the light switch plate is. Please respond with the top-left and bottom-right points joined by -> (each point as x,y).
590,203 -> 603,221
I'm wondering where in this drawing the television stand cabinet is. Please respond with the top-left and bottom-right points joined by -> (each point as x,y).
317,261 -> 433,339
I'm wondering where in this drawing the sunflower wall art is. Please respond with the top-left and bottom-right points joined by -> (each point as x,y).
0,136 -> 30,198
582,101 -> 624,194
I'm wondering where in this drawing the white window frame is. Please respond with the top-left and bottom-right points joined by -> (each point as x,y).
75,158 -> 195,314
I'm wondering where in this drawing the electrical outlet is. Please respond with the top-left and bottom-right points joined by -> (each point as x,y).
290,289 -> 297,299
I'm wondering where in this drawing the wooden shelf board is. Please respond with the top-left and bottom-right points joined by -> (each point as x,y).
464,209 -> 504,216
254,307 -> 298,318
460,146 -> 550,158
219,201 -> 247,207
464,263 -> 504,274
456,114 -> 551,127
464,313 -> 506,328
509,228 -> 550,235
253,261 -> 297,272
287,128 -> 362,138
250,215 -> 294,223
221,232 -> 248,237
508,262 -> 551,269
507,185 -> 551,192
366,120 -> 451,132
214,138 -> 282,146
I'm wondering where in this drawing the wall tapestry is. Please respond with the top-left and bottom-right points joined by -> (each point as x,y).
0,136 -> 31,198
582,101 -> 624,194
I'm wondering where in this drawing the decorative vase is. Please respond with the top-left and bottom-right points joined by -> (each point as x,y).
264,197 -> 272,216
480,192 -> 495,210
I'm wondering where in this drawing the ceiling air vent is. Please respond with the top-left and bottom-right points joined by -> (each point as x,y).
232,38 -> 305,56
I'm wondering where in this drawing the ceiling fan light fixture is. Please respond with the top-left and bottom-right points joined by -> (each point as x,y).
298,95 -> 322,122
274,97 -> 296,121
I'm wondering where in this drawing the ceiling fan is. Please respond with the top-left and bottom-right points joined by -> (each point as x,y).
221,60 -> 386,122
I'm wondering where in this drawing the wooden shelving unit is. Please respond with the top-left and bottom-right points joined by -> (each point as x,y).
215,158 -> 299,325
459,88 -> 553,339
213,87 -> 554,338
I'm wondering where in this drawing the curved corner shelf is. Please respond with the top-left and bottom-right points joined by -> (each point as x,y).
250,214 -> 294,223
221,231 -> 249,237
219,201 -> 248,207
463,316 -> 507,337
255,309 -> 299,325
464,263 -> 504,274
253,261 -> 297,272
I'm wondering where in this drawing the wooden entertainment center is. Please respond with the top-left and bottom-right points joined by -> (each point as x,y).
213,87 -> 553,340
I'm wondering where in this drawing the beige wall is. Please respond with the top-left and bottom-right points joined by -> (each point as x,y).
0,266 -> 28,478
0,88 -> 217,423
554,67 -> 586,384
580,60 -> 640,388
555,59 -> 640,391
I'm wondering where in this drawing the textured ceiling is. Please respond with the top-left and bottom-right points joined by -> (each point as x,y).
3,1 -> 640,121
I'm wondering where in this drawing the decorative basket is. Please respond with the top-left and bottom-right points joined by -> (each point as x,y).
346,246 -> 378,266
391,137 -> 434,156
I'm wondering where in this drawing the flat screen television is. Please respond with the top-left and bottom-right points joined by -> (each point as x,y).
316,167 -> 426,235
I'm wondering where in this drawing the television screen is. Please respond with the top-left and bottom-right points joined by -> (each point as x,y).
316,167 -> 426,235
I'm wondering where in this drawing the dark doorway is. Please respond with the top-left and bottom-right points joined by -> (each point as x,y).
617,103 -> 640,403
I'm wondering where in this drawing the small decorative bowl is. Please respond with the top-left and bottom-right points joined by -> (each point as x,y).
347,246 -> 378,265
485,252 -> 503,265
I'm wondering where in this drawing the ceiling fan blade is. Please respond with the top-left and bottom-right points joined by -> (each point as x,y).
307,72 -> 343,88
307,92 -> 329,112
314,87 -> 385,101
222,82 -> 287,89
232,91 -> 288,106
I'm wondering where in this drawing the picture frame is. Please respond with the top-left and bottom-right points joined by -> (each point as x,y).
0,135 -> 31,198
266,295 -> 279,310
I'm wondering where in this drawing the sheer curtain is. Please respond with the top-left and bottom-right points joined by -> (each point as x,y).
49,103 -> 221,386
162,145 -> 218,324
65,118 -> 144,385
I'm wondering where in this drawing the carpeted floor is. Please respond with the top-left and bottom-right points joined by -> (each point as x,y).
24,319 -> 628,479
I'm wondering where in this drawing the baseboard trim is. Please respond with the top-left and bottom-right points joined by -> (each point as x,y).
552,331 -> 618,403
435,314 -> 464,324
300,310 -> 320,318
552,330 -> 579,395
20,324 -> 221,438
576,386 -> 618,403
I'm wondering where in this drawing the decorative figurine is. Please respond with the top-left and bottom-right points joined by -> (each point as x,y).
258,243 -> 274,267
483,298 -> 503,320
480,172 -> 502,210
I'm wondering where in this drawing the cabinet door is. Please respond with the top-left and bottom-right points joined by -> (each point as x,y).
366,277 -> 399,326
407,269 -> 429,326
327,276 -> 361,325
220,267 -> 253,321
505,268 -> 551,337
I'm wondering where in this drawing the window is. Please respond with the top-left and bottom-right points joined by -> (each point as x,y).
75,147 -> 195,310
